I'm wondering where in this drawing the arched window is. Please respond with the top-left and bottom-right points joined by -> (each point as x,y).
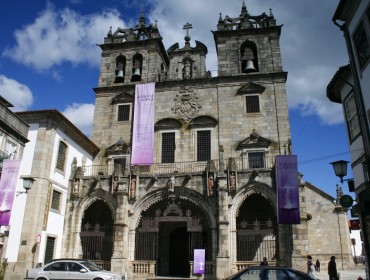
131,53 -> 143,82
115,55 -> 126,83
241,41 -> 258,73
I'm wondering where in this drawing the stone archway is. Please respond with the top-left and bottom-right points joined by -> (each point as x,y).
80,200 -> 114,269
134,193 -> 213,277
236,192 -> 277,262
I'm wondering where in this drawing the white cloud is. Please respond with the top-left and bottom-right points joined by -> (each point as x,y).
3,4 -> 125,71
0,75 -> 33,111
62,103 -> 94,137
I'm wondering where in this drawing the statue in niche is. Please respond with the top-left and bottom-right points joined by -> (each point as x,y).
183,60 -> 191,79
112,176 -> 119,192
229,172 -> 236,192
130,176 -> 137,199
166,176 -> 175,192
208,173 -> 214,197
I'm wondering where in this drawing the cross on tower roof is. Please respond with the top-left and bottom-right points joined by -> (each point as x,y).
183,22 -> 193,37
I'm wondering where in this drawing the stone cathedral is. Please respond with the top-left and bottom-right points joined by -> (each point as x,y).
62,2 -> 353,280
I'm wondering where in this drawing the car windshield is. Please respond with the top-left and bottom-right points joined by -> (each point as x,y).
80,261 -> 103,271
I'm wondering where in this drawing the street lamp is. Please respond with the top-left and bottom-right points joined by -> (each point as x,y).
330,160 -> 349,183
17,177 -> 35,196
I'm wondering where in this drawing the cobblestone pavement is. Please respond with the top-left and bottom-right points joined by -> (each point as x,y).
314,265 -> 367,280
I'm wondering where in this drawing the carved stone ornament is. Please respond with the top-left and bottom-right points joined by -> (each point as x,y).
172,87 -> 201,123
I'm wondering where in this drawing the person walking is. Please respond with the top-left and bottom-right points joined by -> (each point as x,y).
316,259 -> 320,272
328,256 -> 339,280
307,255 -> 316,279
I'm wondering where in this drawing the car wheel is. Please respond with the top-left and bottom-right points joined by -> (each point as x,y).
36,278 -> 47,280
93,278 -> 104,280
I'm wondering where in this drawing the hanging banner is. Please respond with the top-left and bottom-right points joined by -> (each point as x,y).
0,159 -> 21,225
193,249 -> 206,275
276,155 -> 300,224
131,82 -> 155,165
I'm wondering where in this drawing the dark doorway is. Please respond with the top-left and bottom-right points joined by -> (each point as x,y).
80,200 -> 114,270
169,226 -> 189,276
157,222 -> 190,277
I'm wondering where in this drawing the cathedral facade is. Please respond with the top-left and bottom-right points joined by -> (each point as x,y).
62,3 -> 353,280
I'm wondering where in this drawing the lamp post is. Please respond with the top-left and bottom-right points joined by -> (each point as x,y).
330,160 -> 353,270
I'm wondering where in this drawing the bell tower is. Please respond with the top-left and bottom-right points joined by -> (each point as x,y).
213,1 -> 282,76
92,13 -> 170,153
97,12 -> 170,86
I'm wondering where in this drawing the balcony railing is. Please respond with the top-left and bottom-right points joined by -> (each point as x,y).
80,156 -> 276,177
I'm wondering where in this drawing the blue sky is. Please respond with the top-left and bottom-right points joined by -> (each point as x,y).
0,0 -> 353,199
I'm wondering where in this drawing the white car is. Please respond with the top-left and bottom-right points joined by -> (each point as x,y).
25,259 -> 124,280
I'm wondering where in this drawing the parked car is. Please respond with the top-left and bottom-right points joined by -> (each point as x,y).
25,258 -> 124,280
228,266 -> 313,280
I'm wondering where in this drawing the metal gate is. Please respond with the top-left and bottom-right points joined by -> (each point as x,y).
237,219 -> 276,262
80,223 -> 113,270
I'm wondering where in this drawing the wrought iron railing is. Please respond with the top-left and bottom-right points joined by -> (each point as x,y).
80,156 -> 276,177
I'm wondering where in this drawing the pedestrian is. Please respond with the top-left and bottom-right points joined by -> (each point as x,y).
260,257 -> 268,266
328,256 -> 339,280
307,255 -> 316,279
316,259 -> 320,272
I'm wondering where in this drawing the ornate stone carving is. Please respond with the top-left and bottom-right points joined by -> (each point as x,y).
172,87 -> 201,123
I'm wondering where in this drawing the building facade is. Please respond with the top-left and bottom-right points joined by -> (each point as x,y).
0,96 -> 29,259
3,110 -> 99,280
328,0 -> 370,278
61,3 -> 354,280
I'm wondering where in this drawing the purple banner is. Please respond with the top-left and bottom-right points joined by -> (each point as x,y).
131,82 -> 155,165
193,249 -> 206,275
276,155 -> 300,224
0,160 -> 21,225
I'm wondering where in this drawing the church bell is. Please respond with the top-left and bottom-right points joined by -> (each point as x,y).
115,70 -> 124,82
133,68 -> 141,77
243,60 -> 257,73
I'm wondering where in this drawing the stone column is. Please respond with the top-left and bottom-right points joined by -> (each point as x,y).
111,178 -> 129,274
216,174 -> 230,280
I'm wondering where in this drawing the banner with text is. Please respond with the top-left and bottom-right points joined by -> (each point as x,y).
0,160 -> 21,225
131,82 -> 155,165
276,155 -> 300,224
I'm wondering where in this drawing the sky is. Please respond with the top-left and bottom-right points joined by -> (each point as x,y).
0,0 -> 354,200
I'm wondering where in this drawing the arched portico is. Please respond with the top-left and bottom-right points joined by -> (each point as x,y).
128,187 -> 217,277
64,189 -> 116,269
229,182 -> 282,267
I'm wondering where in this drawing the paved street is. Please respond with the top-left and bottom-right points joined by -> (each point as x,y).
315,265 -> 367,280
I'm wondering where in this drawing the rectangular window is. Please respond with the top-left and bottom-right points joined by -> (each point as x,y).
353,21 -> 370,68
44,236 -> 56,264
245,95 -> 260,113
344,93 -> 361,140
51,190 -> 62,211
162,132 -> 176,163
56,141 -> 67,171
5,140 -> 17,159
117,104 -> 131,121
197,130 -> 211,161
248,152 -> 265,168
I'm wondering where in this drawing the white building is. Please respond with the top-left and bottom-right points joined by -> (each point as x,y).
2,110 -> 99,279
328,0 -> 370,277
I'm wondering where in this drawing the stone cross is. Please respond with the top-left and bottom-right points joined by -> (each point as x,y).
183,22 -> 193,37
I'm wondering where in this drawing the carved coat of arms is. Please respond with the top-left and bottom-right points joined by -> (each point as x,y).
172,87 -> 201,122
